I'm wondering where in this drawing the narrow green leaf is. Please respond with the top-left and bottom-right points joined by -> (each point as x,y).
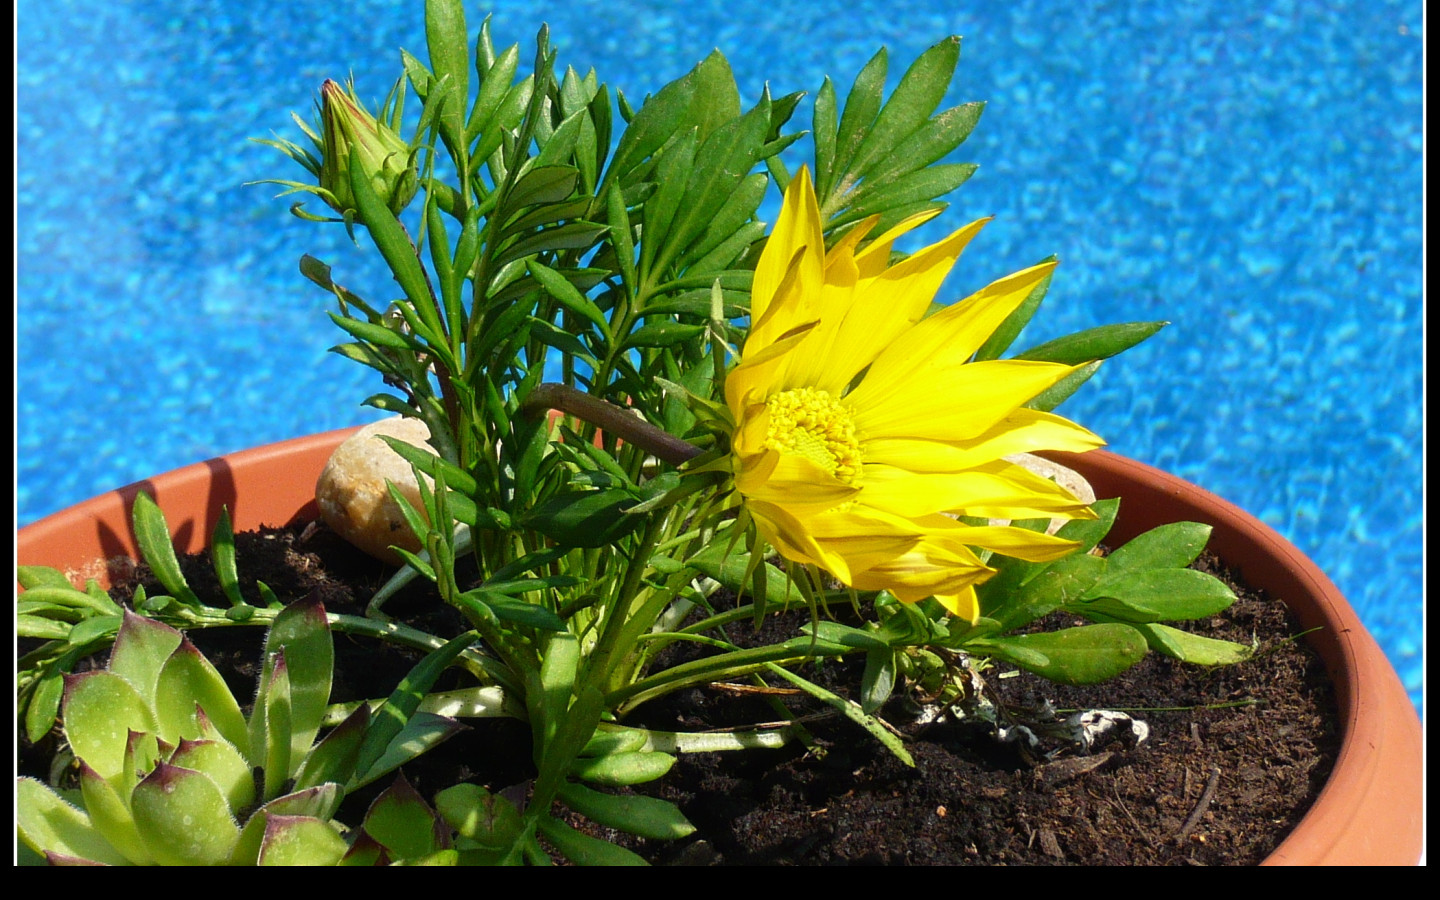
1026,360 -> 1102,412
812,76 -> 838,194
766,663 -> 914,767
131,492 -> 202,608
846,37 -> 960,181
1017,321 -> 1168,365
973,263 -> 1054,361
621,320 -> 706,349
211,507 -> 245,607
829,47 -> 887,199
425,0 -> 469,157
558,782 -> 696,840
350,155 -> 443,340
569,750 -> 676,786
354,631 -> 479,785
537,815 -> 649,866
529,259 -> 611,338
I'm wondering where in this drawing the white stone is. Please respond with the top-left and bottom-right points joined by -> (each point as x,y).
315,417 -> 436,564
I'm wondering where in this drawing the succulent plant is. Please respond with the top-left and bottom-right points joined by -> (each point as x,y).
17,599 -> 468,865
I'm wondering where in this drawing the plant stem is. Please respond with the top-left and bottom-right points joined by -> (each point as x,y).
520,382 -> 703,466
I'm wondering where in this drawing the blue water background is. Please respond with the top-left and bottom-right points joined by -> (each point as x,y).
17,0 -> 1423,714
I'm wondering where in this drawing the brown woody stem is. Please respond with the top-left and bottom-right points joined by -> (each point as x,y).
520,383 -> 703,467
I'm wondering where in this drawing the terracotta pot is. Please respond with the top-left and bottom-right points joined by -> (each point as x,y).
17,438 -> 1422,865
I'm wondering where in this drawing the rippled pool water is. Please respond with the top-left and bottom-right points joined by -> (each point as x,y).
17,0 -> 1422,712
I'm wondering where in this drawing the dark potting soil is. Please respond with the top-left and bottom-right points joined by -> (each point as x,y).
20,521 -> 1339,866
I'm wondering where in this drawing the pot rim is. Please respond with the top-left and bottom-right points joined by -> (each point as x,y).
17,439 -> 1422,865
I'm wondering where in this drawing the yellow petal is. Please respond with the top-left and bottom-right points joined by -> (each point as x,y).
750,168 -> 824,339
735,451 -> 860,516
933,586 -> 980,624
849,261 -> 1057,408
862,409 -> 1104,474
847,534 -> 993,602
849,359 -> 1082,442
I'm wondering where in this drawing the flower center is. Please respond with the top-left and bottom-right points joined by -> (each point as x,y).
764,387 -> 863,484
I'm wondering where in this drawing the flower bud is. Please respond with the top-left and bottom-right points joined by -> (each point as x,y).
319,79 -> 418,217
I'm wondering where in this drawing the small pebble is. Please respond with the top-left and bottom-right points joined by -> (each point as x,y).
315,417 -> 435,564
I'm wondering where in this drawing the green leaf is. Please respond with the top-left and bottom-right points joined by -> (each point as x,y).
16,777 -> 132,866
79,762 -> 151,864
1134,623 -> 1255,665
558,782 -> 696,840
492,221 -> 608,268
260,597 -> 333,772
210,507 -> 246,608
361,773 -> 444,860
622,320 -> 707,349
607,49 -> 739,188
293,704 -> 370,791
500,165 -> 579,221
537,815 -> 649,866
767,663 -> 914,767
1026,360 -> 1101,412
232,784 -> 343,865
1106,522 -> 1213,573
1072,568 -> 1237,623
982,551 -> 1106,634
154,640 -> 249,757
637,128 -> 698,277
464,589 -> 567,631
350,155 -> 443,341
856,101 -> 984,192
17,566 -> 77,591
570,750 -> 676,786
131,492 -> 202,608
812,76 -> 838,193
255,814 -> 349,866
803,620 -> 889,651
327,311 -> 422,352
349,712 -> 467,792
107,610 -> 183,704
973,263 -> 1055,361
521,487 -> 645,548
354,631 -> 479,785
131,763 -> 243,865
849,37 -> 959,179
837,163 -> 976,224
529,259 -> 611,337
62,671 -> 155,780
1017,321 -> 1168,365
827,47 -> 887,199
258,652 -> 294,800
685,537 -> 804,606
860,648 -> 897,714
425,0 -> 470,159
971,623 -> 1149,685
169,737 -> 256,814
25,667 -> 66,744
435,783 -> 525,858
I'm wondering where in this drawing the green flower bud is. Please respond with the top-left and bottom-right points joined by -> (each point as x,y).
318,79 -> 418,217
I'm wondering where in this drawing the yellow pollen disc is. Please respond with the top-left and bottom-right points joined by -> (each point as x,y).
763,387 -> 863,484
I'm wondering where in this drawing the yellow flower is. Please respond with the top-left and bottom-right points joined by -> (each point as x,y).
725,169 -> 1104,622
